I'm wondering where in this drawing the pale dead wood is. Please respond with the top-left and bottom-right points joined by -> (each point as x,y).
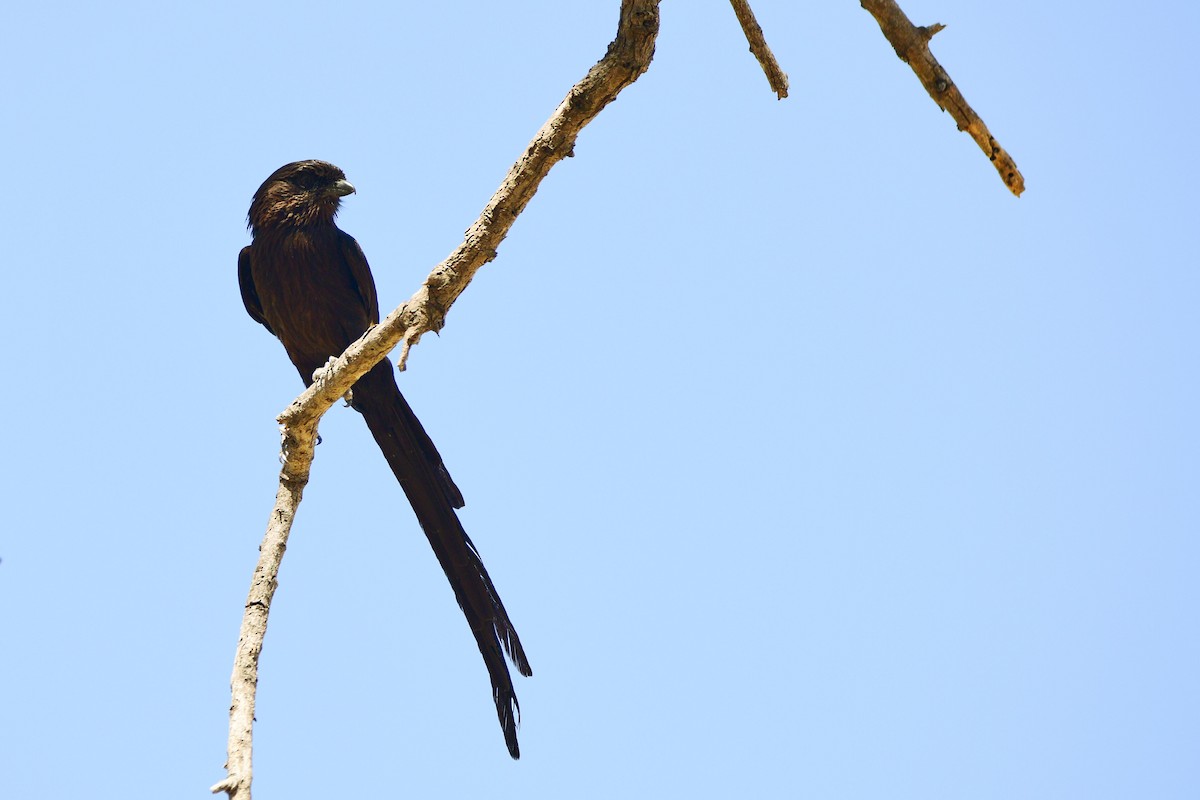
860,0 -> 1025,196
215,0 -> 1029,793
392,0 -> 662,371
209,418 -> 316,799
729,0 -> 789,98
211,2 -> 662,797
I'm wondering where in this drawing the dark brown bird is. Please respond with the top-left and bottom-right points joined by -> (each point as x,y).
238,159 -> 531,758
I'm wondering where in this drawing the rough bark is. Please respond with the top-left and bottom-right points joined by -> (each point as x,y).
730,0 -> 789,98
861,0 -> 1025,195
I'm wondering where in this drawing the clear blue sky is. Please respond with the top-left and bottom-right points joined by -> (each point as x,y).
2,2 -> 1196,798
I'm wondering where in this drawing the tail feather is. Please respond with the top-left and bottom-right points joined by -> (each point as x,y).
352,361 -> 530,757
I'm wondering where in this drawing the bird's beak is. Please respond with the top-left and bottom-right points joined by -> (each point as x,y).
330,179 -> 356,197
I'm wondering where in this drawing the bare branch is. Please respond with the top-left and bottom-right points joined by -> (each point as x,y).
215,1 -> 1027,791
212,2 -> 662,796
860,0 -> 1025,196
209,418 -> 316,799
729,0 -> 789,99
393,0 -> 661,370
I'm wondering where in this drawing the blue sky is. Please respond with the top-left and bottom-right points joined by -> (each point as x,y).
2,2 -> 1197,798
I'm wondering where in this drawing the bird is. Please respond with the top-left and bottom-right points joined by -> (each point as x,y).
238,159 -> 531,758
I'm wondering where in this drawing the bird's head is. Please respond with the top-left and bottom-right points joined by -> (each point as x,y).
247,159 -> 356,234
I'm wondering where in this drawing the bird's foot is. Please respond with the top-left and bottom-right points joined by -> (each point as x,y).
277,425 -> 321,464
311,356 -> 355,407
311,356 -> 340,384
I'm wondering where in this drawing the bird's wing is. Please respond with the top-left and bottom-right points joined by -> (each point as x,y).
237,245 -> 275,335
337,230 -> 380,324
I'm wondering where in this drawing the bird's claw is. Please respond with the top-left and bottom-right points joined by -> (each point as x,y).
310,356 -> 340,384
311,356 -> 354,406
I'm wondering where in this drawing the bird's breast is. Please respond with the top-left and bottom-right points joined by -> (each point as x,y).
249,230 -> 373,373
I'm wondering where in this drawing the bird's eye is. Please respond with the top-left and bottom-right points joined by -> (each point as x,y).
292,172 -> 320,191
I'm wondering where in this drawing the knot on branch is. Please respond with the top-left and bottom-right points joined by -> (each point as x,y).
918,23 -> 945,42
860,0 -> 1025,196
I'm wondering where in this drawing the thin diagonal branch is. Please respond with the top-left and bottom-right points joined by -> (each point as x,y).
860,0 -> 1024,196
209,417 -> 316,800
729,0 -> 789,99
392,0 -> 661,371
211,2 -> 661,797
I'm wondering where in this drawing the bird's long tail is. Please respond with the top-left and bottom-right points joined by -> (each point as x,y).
352,360 -> 532,758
